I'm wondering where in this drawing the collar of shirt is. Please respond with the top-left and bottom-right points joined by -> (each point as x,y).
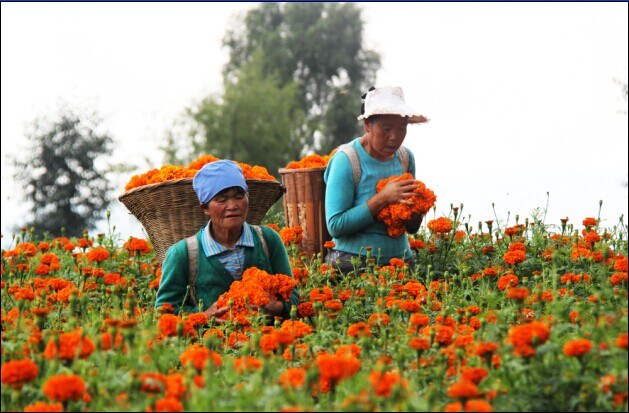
200,221 -> 255,257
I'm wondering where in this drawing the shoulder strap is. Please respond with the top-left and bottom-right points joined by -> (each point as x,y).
185,235 -> 198,307
337,143 -> 361,187
252,225 -> 269,258
397,146 -> 410,174
336,143 -> 410,188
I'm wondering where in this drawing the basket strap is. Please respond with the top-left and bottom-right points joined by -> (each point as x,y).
397,146 -> 410,174
185,235 -> 199,308
252,225 -> 269,259
336,143 -> 410,188
337,144 -> 361,187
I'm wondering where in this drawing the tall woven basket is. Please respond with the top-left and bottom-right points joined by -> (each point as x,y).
118,178 -> 285,264
278,167 -> 331,259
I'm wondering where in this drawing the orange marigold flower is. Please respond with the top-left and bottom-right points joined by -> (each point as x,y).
180,345 -> 222,371
347,322 -> 372,338
409,337 -> 431,351
315,353 -> 361,385
335,343 -> 362,358
424,325 -> 455,347
570,247 -> 591,261
616,332 -> 627,350
503,250 -> 526,266
123,237 -> 152,255
582,217 -> 597,227
23,401 -> 64,412
325,299 -> 344,311
497,273 -> 518,291
259,334 -> 279,353
186,312 -> 209,328
282,343 -> 309,362
279,367 -> 307,389
508,242 -> 526,251
153,397 -> 184,412
323,240 -> 336,249
461,367 -> 489,384
309,286 -> 334,302
43,330 -> 96,361
297,302 -> 315,318
508,321 -> 550,357
614,257 -> 628,272
563,338 -> 592,358
264,223 -> 279,232
15,242 -> 38,257
427,217 -> 453,234
410,238 -> 425,250
1,358 -> 39,389
234,356 -> 263,373
368,313 -> 391,327
447,380 -> 480,399
281,320 -> 313,338
610,272 -> 628,286
158,314 -> 182,337
279,227 -> 303,246
85,246 -> 110,263
369,370 -> 408,398
506,286 -> 530,301
397,299 -> 421,313
409,313 -> 431,327
504,224 -> 526,237
482,245 -> 495,255
43,374 -> 86,402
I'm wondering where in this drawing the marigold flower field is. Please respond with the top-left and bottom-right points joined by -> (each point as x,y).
1,207 -> 627,412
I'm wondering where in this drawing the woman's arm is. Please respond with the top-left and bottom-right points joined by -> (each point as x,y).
324,153 -> 375,237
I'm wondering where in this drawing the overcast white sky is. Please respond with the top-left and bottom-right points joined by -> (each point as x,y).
2,2 -> 627,247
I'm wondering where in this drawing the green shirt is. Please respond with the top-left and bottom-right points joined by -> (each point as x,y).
155,224 -> 299,318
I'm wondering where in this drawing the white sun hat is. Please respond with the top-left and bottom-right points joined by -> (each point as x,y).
357,86 -> 429,123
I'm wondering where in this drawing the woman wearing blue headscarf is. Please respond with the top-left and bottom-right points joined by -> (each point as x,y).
155,160 -> 299,323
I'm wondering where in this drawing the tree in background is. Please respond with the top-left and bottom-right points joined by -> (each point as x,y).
164,2 -> 380,173
12,111 -> 115,238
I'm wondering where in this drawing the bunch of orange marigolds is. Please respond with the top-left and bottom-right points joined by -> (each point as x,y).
124,154 -> 277,191
214,267 -> 297,326
376,173 -> 437,237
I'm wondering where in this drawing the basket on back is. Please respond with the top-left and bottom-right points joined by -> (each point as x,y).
118,178 -> 285,264
278,166 -> 331,259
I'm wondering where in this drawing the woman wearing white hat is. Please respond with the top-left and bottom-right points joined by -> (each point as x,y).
324,86 -> 429,273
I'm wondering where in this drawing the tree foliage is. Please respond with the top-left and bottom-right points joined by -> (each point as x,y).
187,52 -> 305,176
223,2 -> 380,154
165,2 -> 380,172
12,111 -> 114,238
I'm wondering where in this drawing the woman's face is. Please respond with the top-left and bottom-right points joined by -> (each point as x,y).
203,187 -> 249,232
364,115 -> 409,161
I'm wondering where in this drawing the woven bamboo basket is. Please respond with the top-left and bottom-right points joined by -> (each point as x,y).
118,178 -> 285,264
278,166 -> 331,259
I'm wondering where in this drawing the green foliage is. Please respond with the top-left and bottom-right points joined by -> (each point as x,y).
223,2 -> 380,154
189,52 -> 306,177
165,2 -> 380,169
12,111 -> 115,238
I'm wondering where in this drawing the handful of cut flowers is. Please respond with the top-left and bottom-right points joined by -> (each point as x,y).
214,267 -> 297,326
376,173 -> 437,238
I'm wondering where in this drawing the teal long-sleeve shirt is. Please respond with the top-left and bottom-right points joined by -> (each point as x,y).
155,224 -> 299,318
324,138 -> 416,264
